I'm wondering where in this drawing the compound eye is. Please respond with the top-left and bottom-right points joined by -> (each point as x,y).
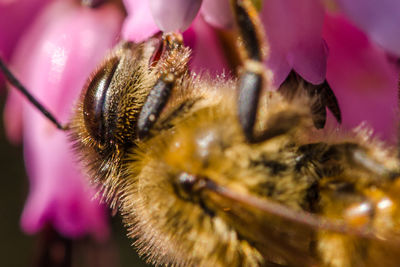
83,56 -> 119,144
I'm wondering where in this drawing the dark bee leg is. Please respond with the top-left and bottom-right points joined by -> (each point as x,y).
230,0 -> 265,61
137,74 -> 175,139
137,33 -> 188,139
232,0 -> 341,137
231,0 -> 268,143
237,62 -> 265,142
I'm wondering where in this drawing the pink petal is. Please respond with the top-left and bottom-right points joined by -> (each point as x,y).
149,0 -> 202,32
335,0 -> 400,56
260,0 -> 327,87
183,15 -> 229,75
6,0 -> 124,239
3,88 -> 23,144
122,0 -> 159,42
201,0 -> 233,29
0,0 -> 52,85
324,14 -> 398,141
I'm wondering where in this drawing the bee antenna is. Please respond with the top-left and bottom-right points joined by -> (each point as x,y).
0,58 -> 68,131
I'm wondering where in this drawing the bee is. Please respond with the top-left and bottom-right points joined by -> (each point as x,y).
2,0 -> 400,266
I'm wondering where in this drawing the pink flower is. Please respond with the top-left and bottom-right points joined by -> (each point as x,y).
334,0 -> 400,56
200,0 -> 234,29
182,15 -> 229,75
123,0 -> 229,74
147,0 -> 233,30
146,0 -> 329,87
3,0 -> 124,239
122,0 -> 159,42
0,0 -> 52,85
260,0 -> 328,87
149,0 -> 202,31
323,14 -> 399,141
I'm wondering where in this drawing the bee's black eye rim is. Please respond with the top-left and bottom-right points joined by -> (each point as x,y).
83,56 -> 120,144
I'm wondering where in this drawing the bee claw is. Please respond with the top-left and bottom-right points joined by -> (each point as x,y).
322,82 -> 342,124
279,71 -> 342,129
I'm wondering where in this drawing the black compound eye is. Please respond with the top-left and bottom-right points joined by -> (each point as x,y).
83,56 -> 119,144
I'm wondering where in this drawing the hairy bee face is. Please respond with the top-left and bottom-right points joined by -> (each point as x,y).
80,41 -> 158,147
70,39 -> 166,200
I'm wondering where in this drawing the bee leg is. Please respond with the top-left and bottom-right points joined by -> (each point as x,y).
137,73 -> 175,139
232,1 -> 307,143
231,0 -> 268,143
231,0 -> 341,133
137,33 -> 188,139
237,61 -> 266,143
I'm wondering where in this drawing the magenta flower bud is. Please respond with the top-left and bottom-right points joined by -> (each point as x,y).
335,0 -> 400,56
4,0 -> 124,239
149,0 -> 203,32
0,0 -> 52,85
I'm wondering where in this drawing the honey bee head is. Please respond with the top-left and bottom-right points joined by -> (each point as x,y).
79,40 -> 160,150
69,38 -> 168,197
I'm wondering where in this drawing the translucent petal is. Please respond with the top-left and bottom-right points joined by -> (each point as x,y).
201,0 -> 233,29
324,14 -> 398,140
122,0 -> 159,41
335,0 -> 400,56
261,0 -> 327,86
149,0 -> 202,31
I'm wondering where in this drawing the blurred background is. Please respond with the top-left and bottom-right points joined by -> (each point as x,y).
0,92 -> 148,267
